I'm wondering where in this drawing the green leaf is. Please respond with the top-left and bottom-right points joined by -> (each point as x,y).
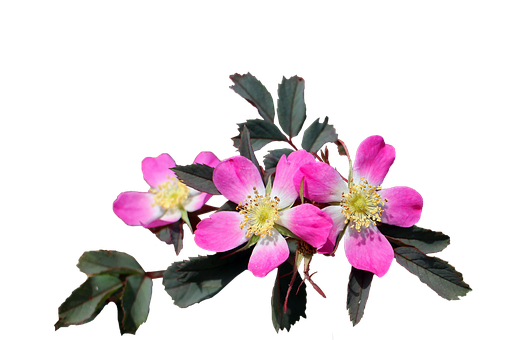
277,76 -> 306,138
119,275 -> 152,335
394,247 -> 471,300
232,119 -> 287,151
172,164 -> 220,195
55,275 -> 123,330
163,247 -> 253,308
378,223 -> 450,254
271,259 -> 307,332
263,148 -> 294,170
148,220 -> 184,255
217,200 -> 238,212
77,250 -> 145,276
239,125 -> 262,179
301,117 -> 338,154
347,267 -> 373,326
230,73 -> 275,122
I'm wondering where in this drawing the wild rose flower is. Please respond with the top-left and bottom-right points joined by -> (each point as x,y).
298,135 -> 423,277
194,151 -> 333,277
113,152 -> 220,228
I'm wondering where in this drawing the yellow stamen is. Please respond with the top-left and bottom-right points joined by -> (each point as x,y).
150,178 -> 189,210
237,187 -> 280,238
340,177 -> 385,232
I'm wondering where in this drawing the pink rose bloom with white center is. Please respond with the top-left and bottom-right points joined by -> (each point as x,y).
298,135 -> 423,277
113,152 -> 220,228
194,150 -> 333,278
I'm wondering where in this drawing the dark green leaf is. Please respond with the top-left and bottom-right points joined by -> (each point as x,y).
148,220 -> 184,255
277,76 -> 306,138
378,223 -> 450,254
271,259 -> 307,332
232,119 -> 287,151
55,275 -> 123,330
239,125 -> 262,179
119,275 -> 152,335
163,247 -> 253,308
77,250 -> 145,276
394,247 -> 471,300
230,73 -> 275,122
347,267 -> 373,326
301,117 -> 338,154
172,164 -> 220,195
217,200 -> 238,212
263,148 -> 294,170
54,301 -> 108,331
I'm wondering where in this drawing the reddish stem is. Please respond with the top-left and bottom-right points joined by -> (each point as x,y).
145,270 -> 165,279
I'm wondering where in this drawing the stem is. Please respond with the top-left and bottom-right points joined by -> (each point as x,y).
285,136 -> 298,151
146,270 -> 165,279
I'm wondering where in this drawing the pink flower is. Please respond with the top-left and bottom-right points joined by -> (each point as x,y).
113,152 -> 220,228
298,136 -> 423,277
194,150 -> 333,277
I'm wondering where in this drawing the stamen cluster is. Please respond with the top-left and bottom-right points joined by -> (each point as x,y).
340,177 -> 386,232
150,178 -> 190,209
237,187 -> 280,238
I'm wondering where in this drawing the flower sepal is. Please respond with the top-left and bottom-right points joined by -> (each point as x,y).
179,208 -> 193,233
273,223 -> 300,240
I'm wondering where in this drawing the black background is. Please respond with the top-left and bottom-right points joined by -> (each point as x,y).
51,64 -> 477,339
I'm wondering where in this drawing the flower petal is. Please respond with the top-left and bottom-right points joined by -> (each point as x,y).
317,205 -> 346,254
158,207 -> 182,224
193,151 -> 221,167
141,218 -> 175,229
272,150 -> 315,208
248,229 -> 289,277
379,186 -> 423,227
194,211 -> 248,252
278,203 -> 332,249
298,162 -> 347,203
142,154 -> 177,188
344,222 -> 394,277
212,156 -> 265,204
353,135 -> 395,186
113,191 -> 164,226
182,188 -> 211,212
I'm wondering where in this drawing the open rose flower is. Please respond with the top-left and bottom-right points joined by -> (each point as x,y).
194,151 -> 333,277
113,152 -> 220,228
298,135 -> 423,277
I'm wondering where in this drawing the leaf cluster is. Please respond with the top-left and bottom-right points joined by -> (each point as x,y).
55,251 -> 152,335
346,223 -> 471,326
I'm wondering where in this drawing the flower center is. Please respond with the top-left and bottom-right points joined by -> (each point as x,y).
150,178 -> 189,210
237,187 -> 280,238
340,177 -> 386,232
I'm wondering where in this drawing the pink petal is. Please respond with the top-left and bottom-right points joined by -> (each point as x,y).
317,206 -> 346,255
248,230 -> 289,277
158,207 -> 182,224
379,186 -> 423,227
193,151 -> 221,168
142,154 -> 177,188
141,219 -> 173,229
277,203 -> 332,249
194,211 -> 248,252
212,156 -> 265,204
353,135 -> 395,186
344,222 -> 394,277
182,189 -> 212,212
272,150 -> 315,208
113,191 -> 164,226
298,162 -> 347,203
